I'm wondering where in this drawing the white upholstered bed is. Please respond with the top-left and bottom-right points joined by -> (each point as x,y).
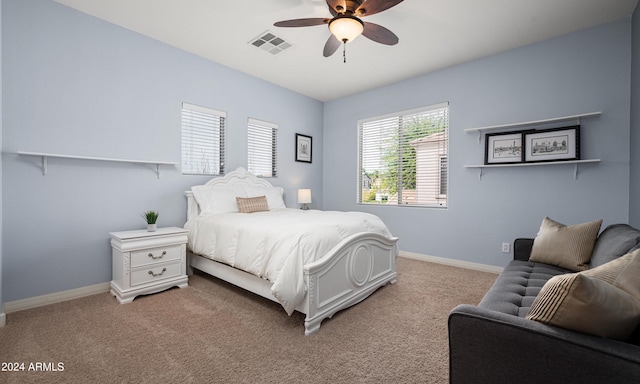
184,167 -> 398,335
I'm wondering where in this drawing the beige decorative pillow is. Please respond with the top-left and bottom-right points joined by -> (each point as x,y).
614,253 -> 640,300
529,217 -> 603,271
526,273 -> 640,340
582,249 -> 638,286
236,196 -> 269,213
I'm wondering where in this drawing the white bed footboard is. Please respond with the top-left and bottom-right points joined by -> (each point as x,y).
303,232 -> 398,335
187,232 -> 398,335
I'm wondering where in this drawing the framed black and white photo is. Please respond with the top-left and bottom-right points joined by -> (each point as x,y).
295,133 -> 312,163
485,131 -> 524,165
524,125 -> 580,163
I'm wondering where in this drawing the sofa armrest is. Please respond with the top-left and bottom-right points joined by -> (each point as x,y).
448,304 -> 640,384
513,238 -> 533,261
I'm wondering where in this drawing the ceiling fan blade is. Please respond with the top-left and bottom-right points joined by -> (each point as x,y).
362,22 -> 399,45
274,18 -> 329,27
323,34 -> 341,57
355,0 -> 404,17
326,0 -> 346,16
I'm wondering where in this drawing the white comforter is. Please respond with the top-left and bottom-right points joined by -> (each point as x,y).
184,208 -> 393,314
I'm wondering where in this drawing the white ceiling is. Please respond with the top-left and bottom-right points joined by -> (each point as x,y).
53,0 -> 638,102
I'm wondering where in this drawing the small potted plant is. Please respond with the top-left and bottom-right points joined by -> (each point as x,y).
141,210 -> 159,232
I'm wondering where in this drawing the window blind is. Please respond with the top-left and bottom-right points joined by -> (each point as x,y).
181,103 -> 226,175
358,102 -> 449,207
247,118 -> 278,177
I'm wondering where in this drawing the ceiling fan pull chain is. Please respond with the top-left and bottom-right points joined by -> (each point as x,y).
343,40 -> 347,63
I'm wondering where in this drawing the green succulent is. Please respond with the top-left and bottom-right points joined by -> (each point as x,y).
141,210 -> 159,224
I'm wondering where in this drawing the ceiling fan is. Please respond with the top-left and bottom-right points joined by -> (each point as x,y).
274,0 -> 403,62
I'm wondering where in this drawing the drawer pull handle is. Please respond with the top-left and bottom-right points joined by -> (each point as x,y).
148,251 -> 167,260
148,268 -> 167,277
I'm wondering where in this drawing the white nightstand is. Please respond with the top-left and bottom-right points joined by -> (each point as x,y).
110,227 -> 189,303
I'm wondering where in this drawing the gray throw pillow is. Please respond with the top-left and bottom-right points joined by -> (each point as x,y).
590,224 -> 640,268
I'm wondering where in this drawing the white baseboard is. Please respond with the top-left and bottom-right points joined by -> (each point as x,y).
3,282 -> 111,314
399,251 -> 503,274
0,312 -> 6,327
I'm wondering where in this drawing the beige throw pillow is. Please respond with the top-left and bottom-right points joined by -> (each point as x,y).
582,249 -> 638,286
236,196 -> 269,213
526,273 -> 640,340
527,249 -> 640,339
613,250 -> 640,300
529,217 -> 602,271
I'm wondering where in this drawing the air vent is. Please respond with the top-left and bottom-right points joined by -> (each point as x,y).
249,31 -> 292,55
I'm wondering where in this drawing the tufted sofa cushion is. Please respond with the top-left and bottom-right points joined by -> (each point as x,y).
478,260 -> 572,317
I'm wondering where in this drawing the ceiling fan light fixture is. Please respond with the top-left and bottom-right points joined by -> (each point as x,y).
328,15 -> 364,43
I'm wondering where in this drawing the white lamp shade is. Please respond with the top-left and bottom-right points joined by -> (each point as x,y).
298,189 -> 312,204
329,16 -> 364,42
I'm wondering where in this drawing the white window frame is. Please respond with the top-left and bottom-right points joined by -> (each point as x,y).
247,118 -> 278,178
357,102 -> 449,208
181,102 -> 226,176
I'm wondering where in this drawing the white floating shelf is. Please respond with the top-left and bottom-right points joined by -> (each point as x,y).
464,111 -> 602,133
18,151 -> 178,178
464,159 -> 601,180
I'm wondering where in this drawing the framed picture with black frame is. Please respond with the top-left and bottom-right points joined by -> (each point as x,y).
484,131 -> 524,165
524,125 -> 580,163
295,133 -> 312,163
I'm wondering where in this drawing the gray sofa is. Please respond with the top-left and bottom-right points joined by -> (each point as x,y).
448,224 -> 640,384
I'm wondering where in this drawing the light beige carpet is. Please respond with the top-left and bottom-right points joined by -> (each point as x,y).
0,257 -> 496,384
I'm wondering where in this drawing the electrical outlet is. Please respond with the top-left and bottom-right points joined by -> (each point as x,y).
502,242 -> 510,253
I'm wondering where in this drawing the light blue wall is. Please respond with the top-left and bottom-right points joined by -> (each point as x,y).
323,19 -> 632,267
1,0 -> 323,302
631,5 -> 640,227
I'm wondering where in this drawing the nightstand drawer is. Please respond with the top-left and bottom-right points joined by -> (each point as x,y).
131,262 -> 182,286
130,245 -> 181,267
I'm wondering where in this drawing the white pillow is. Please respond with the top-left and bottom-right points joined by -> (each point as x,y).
243,186 -> 286,209
191,185 -> 247,215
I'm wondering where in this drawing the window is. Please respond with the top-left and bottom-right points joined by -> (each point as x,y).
247,118 -> 278,177
358,102 -> 449,207
181,103 -> 226,175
